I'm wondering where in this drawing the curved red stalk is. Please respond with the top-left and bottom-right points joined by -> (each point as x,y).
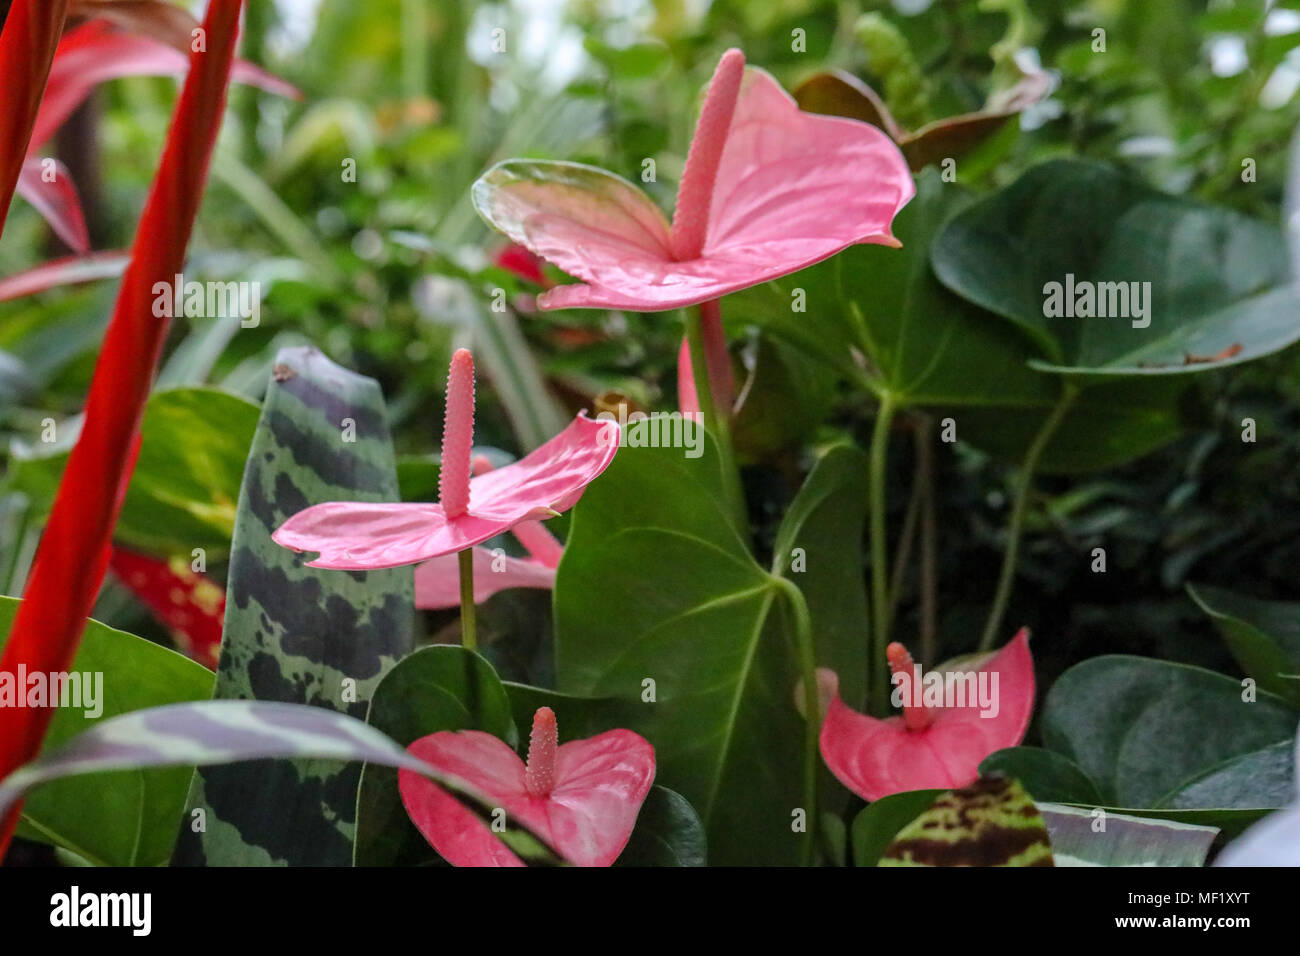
524,707 -> 559,797
0,0 -> 72,234
0,0 -> 245,860
439,349 -> 476,519
887,642 -> 935,731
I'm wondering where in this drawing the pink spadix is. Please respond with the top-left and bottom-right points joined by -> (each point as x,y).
438,348 -> 475,519
399,706 -> 655,867
524,706 -> 558,797
670,48 -> 745,262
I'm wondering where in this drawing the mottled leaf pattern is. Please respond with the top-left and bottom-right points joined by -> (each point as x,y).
173,347 -> 413,866
879,776 -> 1054,867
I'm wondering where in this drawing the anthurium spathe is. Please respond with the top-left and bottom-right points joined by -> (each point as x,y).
398,706 -> 655,866
820,629 -> 1034,802
470,47 -> 915,313
272,349 -> 619,570
413,457 -> 565,609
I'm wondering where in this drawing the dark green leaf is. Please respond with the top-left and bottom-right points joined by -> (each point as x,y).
355,645 -> 515,867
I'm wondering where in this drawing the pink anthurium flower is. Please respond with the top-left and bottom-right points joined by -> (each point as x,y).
414,457 -> 564,608
470,47 -> 914,313
819,629 -> 1034,802
398,706 -> 655,867
272,348 -> 619,570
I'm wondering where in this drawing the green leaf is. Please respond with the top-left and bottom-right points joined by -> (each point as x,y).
878,777 -> 1055,866
504,681 -> 645,742
616,787 -> 708,867
0,596 -> 213,866
1041,655 -> 1298,809
850,788 -> 943,866
355,645 -> 516,867
772,443 -> 869,710
980,746 -> 1106,805
932,159 -> 1300,376
1161,738 -> 1296,811
730,337 -> 837,461
7,387 -> 259,558
1188,583 -> 1300,706
982,746 -> 1274,839
841,170 -> 1056,408
174,347 -> 414,866
1037,803 -> 1219,867
554,428 -> 814,865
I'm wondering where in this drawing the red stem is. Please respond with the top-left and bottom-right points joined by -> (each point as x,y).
0,0 -> 72,235
0,0 -> 245,860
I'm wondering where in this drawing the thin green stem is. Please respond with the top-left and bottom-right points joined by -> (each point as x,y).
774,576 -> 819,867
684,305 -> 746,533
458,548 -> 477,652
978,385 -> 1080,651
868,394 -> 897,716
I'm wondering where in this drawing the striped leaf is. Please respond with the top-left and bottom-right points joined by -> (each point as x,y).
173,346 -> 414,866
1037,803 -> 1218,867
0,700 -> 558,865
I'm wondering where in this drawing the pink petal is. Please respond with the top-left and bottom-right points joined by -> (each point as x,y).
463,413 -> 619,520
820,630 -> 1034,802
413,546 -> 556,610
399,731 -> 531,867
16,157 -> 88,252
531,67 -> 915,312
31,20 -> 298,153
510,520 -> 564,569
471,159 -> 674,307
677,336 -> 700,416
399,727 -> 655,867
701,66 -> 914,280
272,414 -> 618,569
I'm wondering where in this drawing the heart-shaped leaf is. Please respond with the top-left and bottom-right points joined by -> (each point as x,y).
355,645 -> 515,867
1041,655 -> 1298,809
980,746 -> 1275,839
932,159 -> 1300,376
849,788 -> 942,866
555,426 -> 815,864
0,597 -> 213,866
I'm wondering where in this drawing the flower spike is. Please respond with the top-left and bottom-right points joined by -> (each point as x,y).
671,47 -> 745,261
439,348 -> 475,518
886,641 -> 934,732
524,707 -> 559,797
